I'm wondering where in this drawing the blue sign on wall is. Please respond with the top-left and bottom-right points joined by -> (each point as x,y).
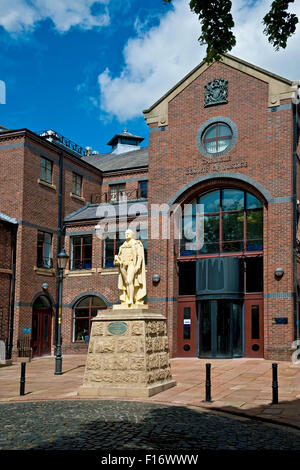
22,328 -> 31,334
273,318 -> 288,325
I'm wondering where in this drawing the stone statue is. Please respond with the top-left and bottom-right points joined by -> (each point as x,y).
114,229 -> 146,307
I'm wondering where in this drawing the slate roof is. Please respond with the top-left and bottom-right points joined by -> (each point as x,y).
81,147 -> 148,172
64,201 -> 148,223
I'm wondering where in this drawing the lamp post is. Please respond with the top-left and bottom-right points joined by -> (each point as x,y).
55,248 -> 69,375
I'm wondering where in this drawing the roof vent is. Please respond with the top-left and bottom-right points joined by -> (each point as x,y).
85,146 -> 93,156
107,129 -> 144,155
39,129 -> 60,142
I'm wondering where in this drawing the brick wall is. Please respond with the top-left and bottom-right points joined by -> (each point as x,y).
0,222 -> 12,344
0,131 -> 104,355
146,60 -> 296,360
1,59 -> 298,361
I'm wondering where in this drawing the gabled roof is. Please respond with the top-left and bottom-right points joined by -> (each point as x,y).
143,53 -> 299,126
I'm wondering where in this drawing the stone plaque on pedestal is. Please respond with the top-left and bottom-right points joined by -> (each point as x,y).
78,308 -> 176,398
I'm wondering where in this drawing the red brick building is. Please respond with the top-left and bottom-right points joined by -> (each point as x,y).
1,54 -> 300,361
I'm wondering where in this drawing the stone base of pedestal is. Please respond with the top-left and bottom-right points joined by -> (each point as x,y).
78,308 -> 176,398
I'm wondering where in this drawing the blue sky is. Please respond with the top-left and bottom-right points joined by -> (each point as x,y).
0,0 -> 300,155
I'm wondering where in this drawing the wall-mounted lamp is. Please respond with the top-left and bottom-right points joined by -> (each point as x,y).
152,274 -> 160,284
42,282 -> 49,290
274,267 -> 284,280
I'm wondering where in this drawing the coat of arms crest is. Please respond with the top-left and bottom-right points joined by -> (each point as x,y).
204,78 -> 228,107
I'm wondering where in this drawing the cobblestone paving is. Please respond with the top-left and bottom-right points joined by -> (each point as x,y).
0,401 -> 299,451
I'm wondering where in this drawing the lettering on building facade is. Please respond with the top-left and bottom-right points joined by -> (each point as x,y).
185,159 -> 248,175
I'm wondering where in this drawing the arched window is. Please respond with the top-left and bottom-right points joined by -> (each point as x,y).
73,296 -> 106,342
181,188 -> 263,256
32,295 -> 52,309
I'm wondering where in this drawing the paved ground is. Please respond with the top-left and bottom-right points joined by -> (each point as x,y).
1,400 -> 300,451
1,355 -> 300,451
1,355 -> 300,427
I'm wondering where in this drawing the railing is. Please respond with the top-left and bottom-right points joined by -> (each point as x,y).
90,189 -> 147,204
17,337 -> 32,358
37,130 -> 87,158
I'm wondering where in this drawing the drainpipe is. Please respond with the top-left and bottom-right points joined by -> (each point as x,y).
54,151 -> 64,346
292,100 -> 298,342
6,223 -> 18,360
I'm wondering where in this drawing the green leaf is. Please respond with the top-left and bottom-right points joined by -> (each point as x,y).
263,0 -> 298,51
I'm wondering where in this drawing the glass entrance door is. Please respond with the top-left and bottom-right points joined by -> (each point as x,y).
198,300 -> 243,358
216,301 -> 231,356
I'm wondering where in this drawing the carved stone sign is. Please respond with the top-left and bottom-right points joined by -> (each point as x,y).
107,321 -> 128,335
204,78 -> 228,107
185,159 -> 248,176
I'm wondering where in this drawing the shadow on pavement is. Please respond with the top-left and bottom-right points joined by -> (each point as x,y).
207,398 -> 300,430
12,400 -> 298,451
62,364 -> 86,374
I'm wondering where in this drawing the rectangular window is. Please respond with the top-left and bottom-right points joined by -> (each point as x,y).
251,305 -> 260,339
138,181 -> 148,199
246,210 -> 263,251
72,173 -> 82,197
201,214 -> 220,254
103,230 -> 148,268
109,184 -> 126,202
137,228 -> 148,265
40,157 -> 52,184
245,257 -> 263,292
37,231 -> 53,268
222,212 -> 243,252
70,235 -> 92,270
103,232 -> 125,268
179,262 -> 196,295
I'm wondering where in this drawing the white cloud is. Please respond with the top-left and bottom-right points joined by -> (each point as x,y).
231,0 -> 300,79
98,0 -> 300,122
0,0 -> 110,34
98,0 -> 202,121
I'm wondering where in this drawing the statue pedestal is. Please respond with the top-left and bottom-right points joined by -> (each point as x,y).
78,308 -> 176,398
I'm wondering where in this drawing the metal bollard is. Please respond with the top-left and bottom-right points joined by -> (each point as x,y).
20,362 -> 26,396
272,363 -> 278,404
205,363 -> 212,402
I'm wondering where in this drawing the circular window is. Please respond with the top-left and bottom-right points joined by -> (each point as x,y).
252,344 -> 260,352
202,123 -> 232,154
196,116 -> 238,157
183,344 -> 191,351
